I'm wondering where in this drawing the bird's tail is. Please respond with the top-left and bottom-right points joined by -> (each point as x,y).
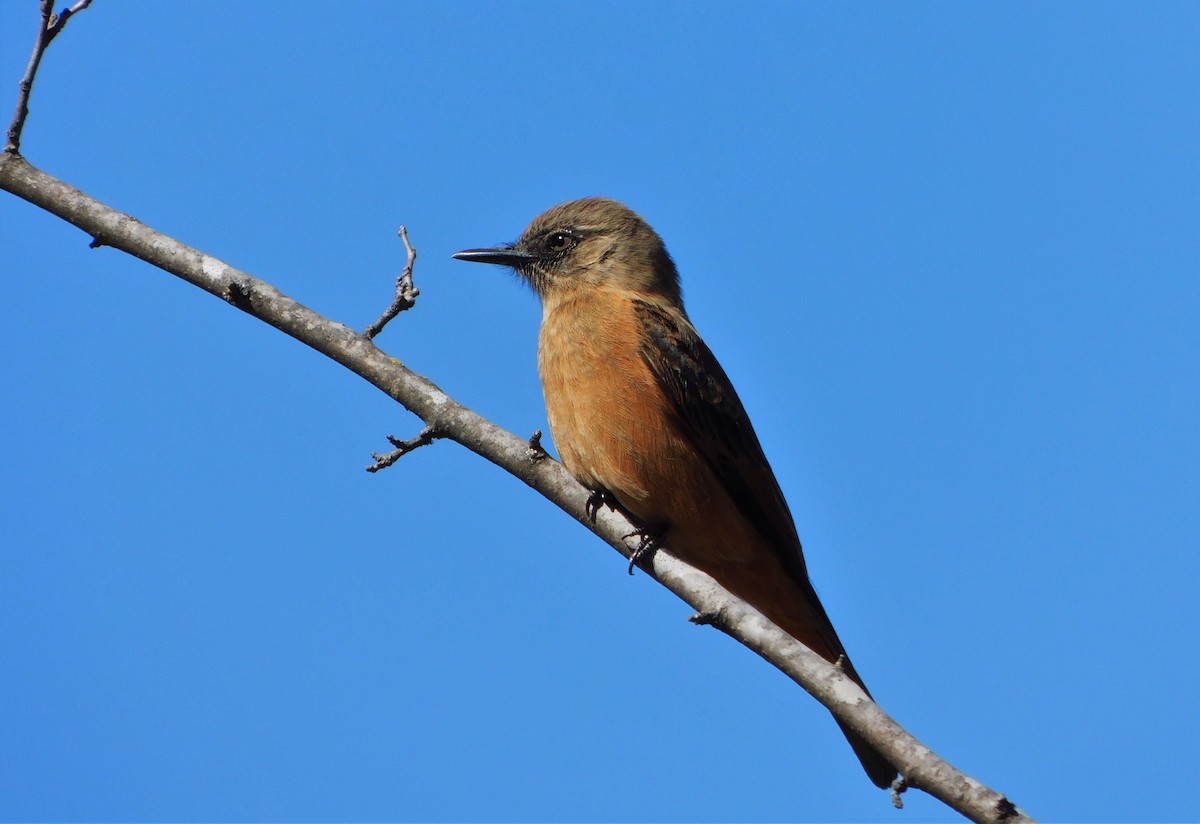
837,719 -> 897,789
785,609 -> 899,789
798,626 -> 898,789
829,655 -> 898,789
738,562 -> 899,789
696,552 -> 899,788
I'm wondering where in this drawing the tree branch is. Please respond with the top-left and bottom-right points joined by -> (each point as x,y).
367,424 -> 442,473
0,8 -> 1032,821
363,225 -> 420,340
0,150 -> 1032,824
6,0 -> 92,154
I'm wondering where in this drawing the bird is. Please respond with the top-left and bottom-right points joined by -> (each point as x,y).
452,197 -> 897,789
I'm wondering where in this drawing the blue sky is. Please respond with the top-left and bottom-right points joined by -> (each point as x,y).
2,2 -> 1197,821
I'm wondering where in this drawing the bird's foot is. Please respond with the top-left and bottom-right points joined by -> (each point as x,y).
585,488 -> 616,523
623,525 -> 665,576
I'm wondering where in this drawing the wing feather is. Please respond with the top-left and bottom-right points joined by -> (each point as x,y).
632,299 -> 811,583
632,300 -> 899,788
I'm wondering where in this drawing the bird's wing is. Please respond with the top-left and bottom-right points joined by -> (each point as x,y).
632,299 -> 898,788
631,298 -> 811,582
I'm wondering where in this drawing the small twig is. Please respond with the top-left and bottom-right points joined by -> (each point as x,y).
526,429 -> 547,461
6,0 -> 93,154
363,225 -> 420,340
366,424 -> 441,472
688,609 -> 726,629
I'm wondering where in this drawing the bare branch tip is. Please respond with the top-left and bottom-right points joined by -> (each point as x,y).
7,1 -> 93,153
363,225 -> 421,340
366,424 -> 441,472
527,429 -> 547,461
397,224 -> 415,255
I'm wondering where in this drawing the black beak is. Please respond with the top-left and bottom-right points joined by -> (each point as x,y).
451,245 -> 536,267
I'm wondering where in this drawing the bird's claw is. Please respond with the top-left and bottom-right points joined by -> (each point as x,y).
585,488 -> 613,522
623,526 -> 663,575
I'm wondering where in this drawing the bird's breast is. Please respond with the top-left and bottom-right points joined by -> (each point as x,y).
536,289 -> 765,568
538,291 -> 688,517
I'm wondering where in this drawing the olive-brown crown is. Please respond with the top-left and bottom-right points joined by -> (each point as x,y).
509,197 -> 682,304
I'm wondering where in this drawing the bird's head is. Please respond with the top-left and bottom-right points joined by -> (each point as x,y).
453,197 -> 681,305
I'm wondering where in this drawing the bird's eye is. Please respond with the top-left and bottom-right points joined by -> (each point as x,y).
545,231 -> 573,252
